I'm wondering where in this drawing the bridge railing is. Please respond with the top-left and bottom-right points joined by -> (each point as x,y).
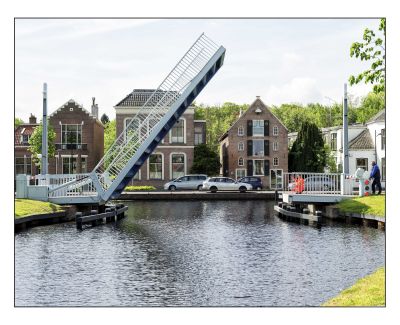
283,172 -> 342,195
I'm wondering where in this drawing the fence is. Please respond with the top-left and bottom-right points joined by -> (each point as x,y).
283,172 -> 343,195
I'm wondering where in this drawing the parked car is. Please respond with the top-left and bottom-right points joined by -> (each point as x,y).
164,174 -> 208,191
288,175 -> 336,192
202,177 -> 252,193
237,176 -> 263,190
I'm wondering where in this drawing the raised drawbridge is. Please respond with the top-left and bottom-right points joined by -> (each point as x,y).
45,33 -> 225,204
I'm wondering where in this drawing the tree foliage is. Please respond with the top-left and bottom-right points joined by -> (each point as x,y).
101,113 -> 110,125
349,18 -> 385,93
104,119 -> 116,153
190,144 -> 221,176
28,121 -> 56,165
15,117 -> 24,128
288,122 -> 327,172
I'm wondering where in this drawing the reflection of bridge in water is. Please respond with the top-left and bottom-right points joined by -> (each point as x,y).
17,33 -> 226,205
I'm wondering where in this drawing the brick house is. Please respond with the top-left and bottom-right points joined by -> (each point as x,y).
115,89 -> 206,188
14,114 -> 39,178
219,96 -> 288,189
14,99 -> 104,177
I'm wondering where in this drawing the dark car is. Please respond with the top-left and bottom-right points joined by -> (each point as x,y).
238,177 -> 263,190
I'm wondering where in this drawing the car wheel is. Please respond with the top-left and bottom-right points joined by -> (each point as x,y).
323,184 -> 329,191
210,186 -> 217,193
256,186 -> 262,191
239,186 -> 247,193
169,185 -> 176,191
197,185 -> 203,191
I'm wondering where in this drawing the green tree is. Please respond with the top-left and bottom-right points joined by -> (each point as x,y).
15,117 -> 24,128
190,144 -> 221,176
353,91 -> 384,124
288,122 -> 327,172
349,18 -> 385,93
104,119 -> 116,153
101,113 -> 110,125
28,121 -> 56,166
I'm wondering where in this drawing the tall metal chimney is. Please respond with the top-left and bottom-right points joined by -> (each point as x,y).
343,83 -> 349,174
91,97 -> 98,119
41,83 -> 48,175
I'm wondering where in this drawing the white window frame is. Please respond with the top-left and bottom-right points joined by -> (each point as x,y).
273,157 -> 279,166
170,152 -> 187,180
61,155 -> 78,174
169,117 -> 186,144
237,126 -> 244,136
61,123 -> 82,147
238,157 -> 244,166
238,141 -> 244,151
273,126 -> 279,136
252,120 -> 264,137
356,158 -> 368,171
147,152 -> 164,180
273,141 -> 278,151
253,159 -> 264,176
236,168 -> 246,179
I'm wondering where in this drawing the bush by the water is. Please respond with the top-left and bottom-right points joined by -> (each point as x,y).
124,186 -> 156,192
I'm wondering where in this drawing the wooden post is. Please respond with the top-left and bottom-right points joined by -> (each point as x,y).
76,212 -> 83,230
91,209 -> 98,227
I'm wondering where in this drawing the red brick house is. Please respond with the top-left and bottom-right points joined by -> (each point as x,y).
219,96 -> 288,189
115,89 -> 206,188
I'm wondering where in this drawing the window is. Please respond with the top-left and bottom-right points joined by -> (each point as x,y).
238,126 -> 244,136
61,124 -> 82,149
15,157 -> 25,175
273,157 -> 279,166
149,154 -> 163,179
21,134 -> 30,145
171,119 -> 184,143
253,139 -> 264,156
81,157 -> 87,173
238,157 -> 244,166
252,120 -> 264,136
330,133 -> 337,151
273,142 -> 278,151
270,169 -> 283,190
171,154 -> 185,179
273,126 -> 279,136
238,142 -> 244,151
124,118 -> 141,141
381,129 -> 385,150
236,169 -> 246,179
62,156 -> 77,174
253,160 -> 264,176
356,158 -> 368,171
133,169 -> 141,180
194,126 -> 204,145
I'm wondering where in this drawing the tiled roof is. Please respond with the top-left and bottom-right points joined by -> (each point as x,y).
348,129 -> 374,150
14,124 -> 38,145
115,89 -> 181,108
367,109 -> 385,123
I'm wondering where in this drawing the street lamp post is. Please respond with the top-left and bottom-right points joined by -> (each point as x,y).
374,130 -> 381,163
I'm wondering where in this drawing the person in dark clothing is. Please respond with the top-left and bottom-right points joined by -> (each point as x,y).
370,161 -> 382,195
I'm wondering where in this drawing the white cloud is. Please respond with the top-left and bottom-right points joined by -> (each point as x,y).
265,77 -> 323,105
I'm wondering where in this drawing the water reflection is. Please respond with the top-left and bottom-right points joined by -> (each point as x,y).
15,200 -> 384,306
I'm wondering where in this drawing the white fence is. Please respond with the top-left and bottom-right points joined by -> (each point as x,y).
283,172 -> 343,195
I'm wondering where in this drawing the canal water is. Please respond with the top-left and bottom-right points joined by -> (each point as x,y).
15,200 -> 385,307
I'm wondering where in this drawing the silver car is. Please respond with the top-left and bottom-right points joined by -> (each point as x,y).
164,174 -> 208,191
202,177 -> 252,193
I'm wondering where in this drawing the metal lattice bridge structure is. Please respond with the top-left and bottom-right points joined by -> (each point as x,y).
39,33 -> 225,204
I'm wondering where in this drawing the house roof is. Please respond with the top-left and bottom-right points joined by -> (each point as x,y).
115,89 -> 186,108
218,97 -> 288,142
348,129 -> 374,150
50,99 -> 104,127
366,109 -> 385,124
14,124 -> 38,145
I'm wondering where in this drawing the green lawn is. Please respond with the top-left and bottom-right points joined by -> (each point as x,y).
323,267 -> 385,306
15,199 -> 64,219
124,185 -> 156,191
335,195 -> 385,217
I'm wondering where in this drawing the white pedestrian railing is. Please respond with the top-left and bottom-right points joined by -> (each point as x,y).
283,172 -> 342,195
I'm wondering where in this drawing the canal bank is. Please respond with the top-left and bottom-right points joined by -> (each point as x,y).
118,190 -> 277,200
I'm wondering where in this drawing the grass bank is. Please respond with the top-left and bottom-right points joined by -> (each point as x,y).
124,185 -> 156,192
334,195 -> 385,217
323,267 -> 385,306
15,199 -> 64,219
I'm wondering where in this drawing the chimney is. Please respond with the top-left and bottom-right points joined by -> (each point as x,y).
256,96 -> 260,99
29,114 -> 37,124
91,97 -> 98,119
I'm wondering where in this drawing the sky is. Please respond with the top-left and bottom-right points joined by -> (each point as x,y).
15,18 -> 381,121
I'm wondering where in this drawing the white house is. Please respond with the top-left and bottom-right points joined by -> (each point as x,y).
287,109 -> 385,186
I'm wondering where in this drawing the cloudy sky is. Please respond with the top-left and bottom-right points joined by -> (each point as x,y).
15,18 -> 381,120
